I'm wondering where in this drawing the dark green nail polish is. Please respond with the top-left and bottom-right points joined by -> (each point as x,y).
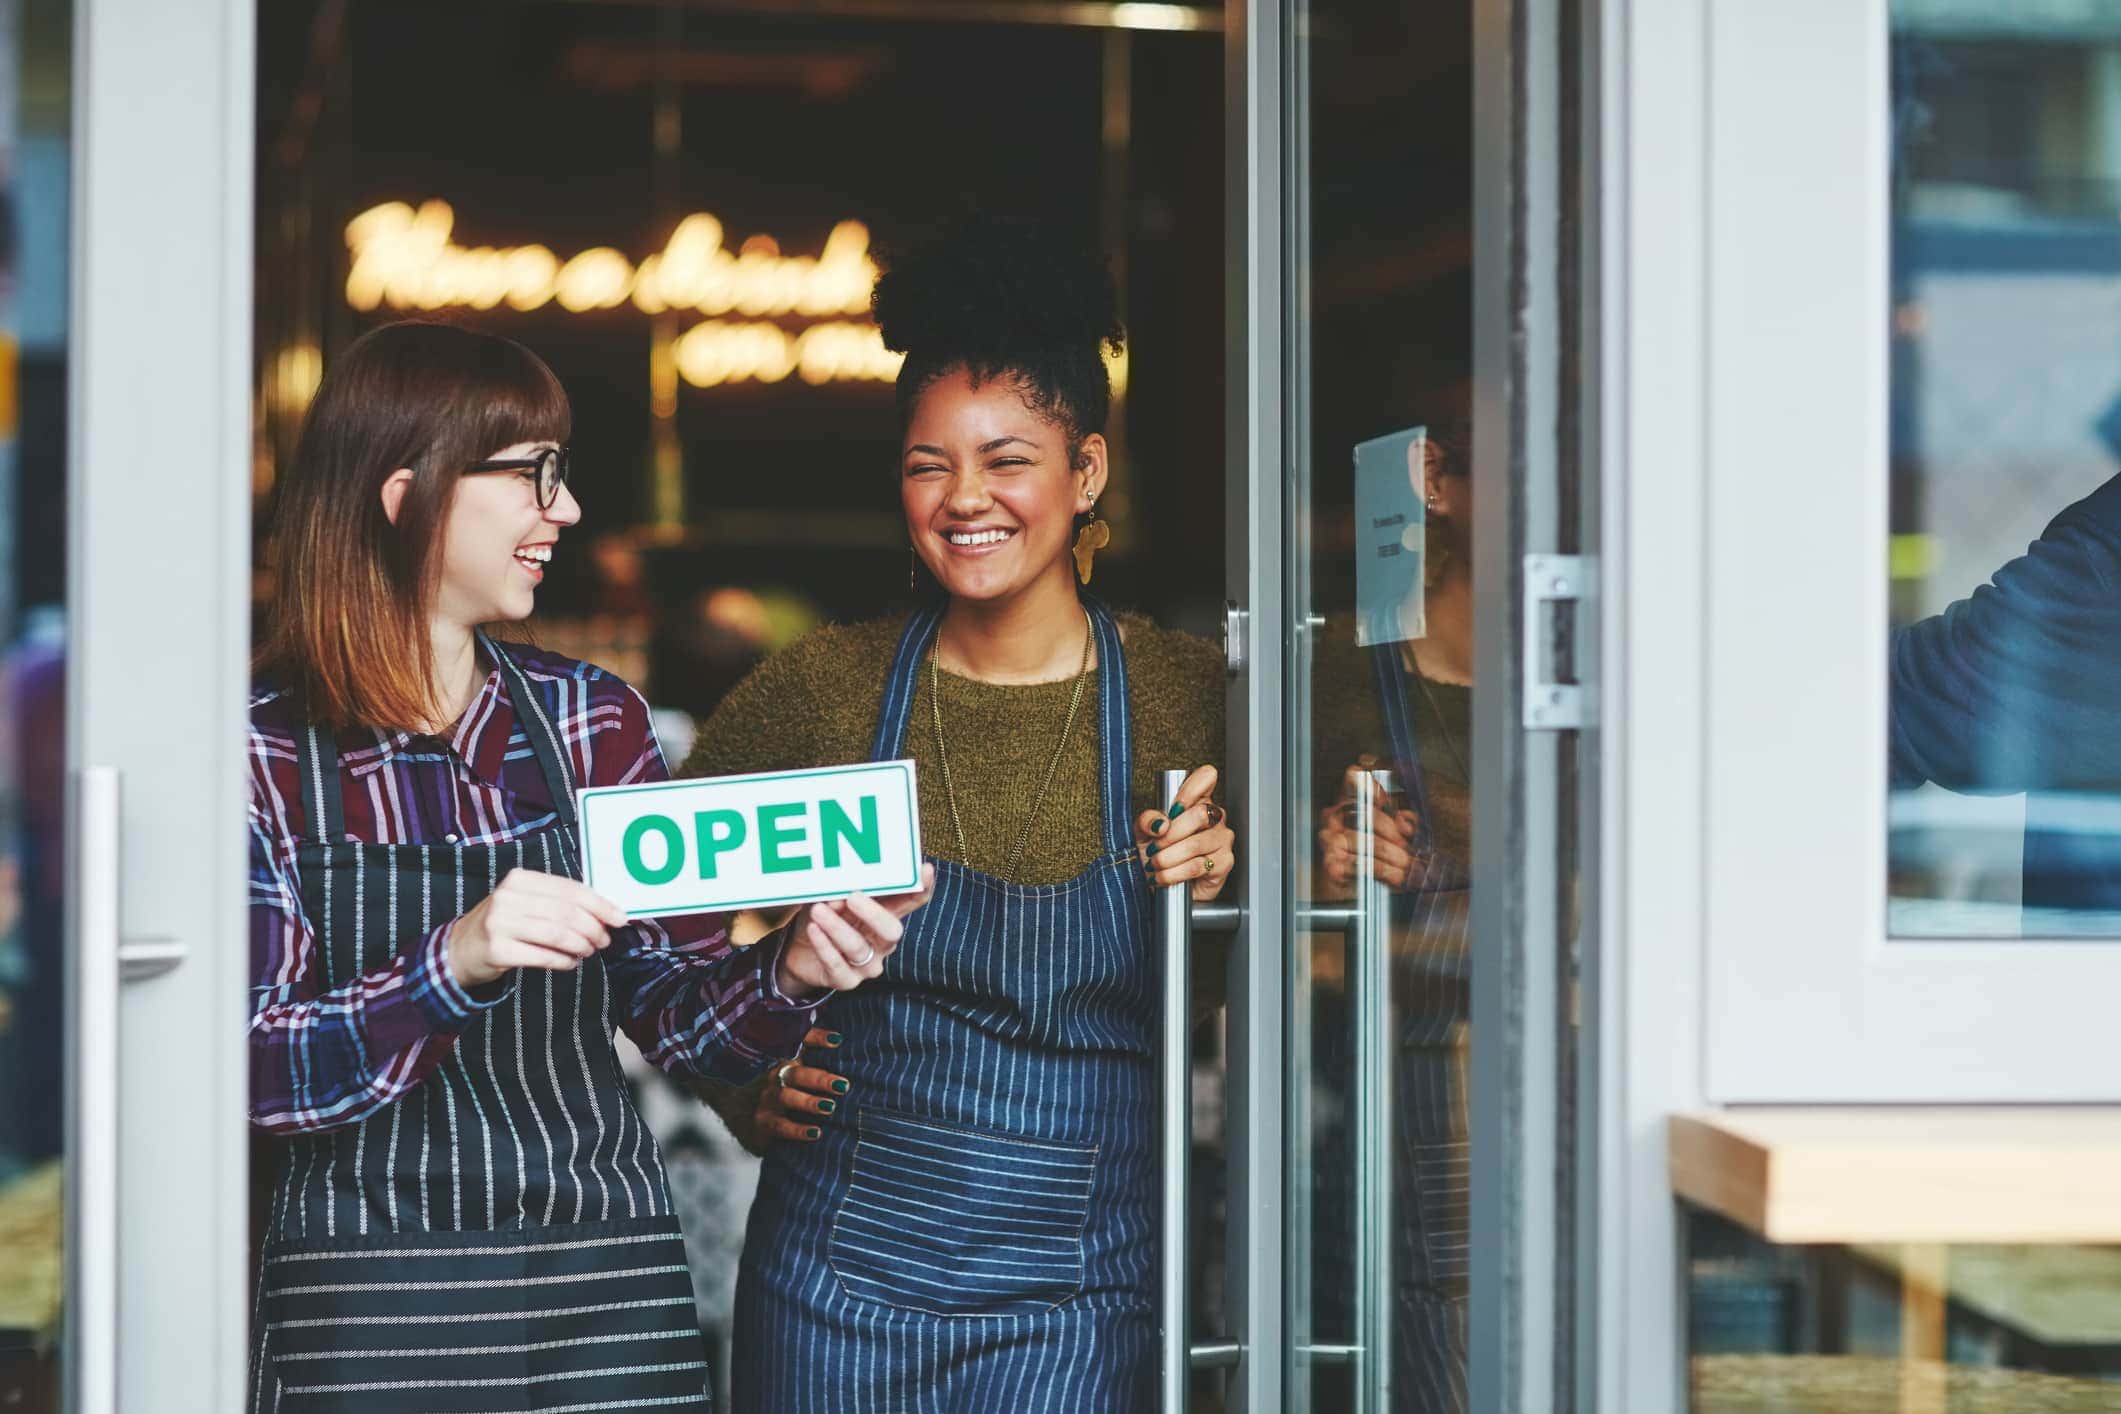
804,1126 -> 822,1140
831,1079 -> 850,1094
816,1099 -> 837,1115
1167,801 -> 1186,818
1147,844 -> 1160,857
1149,817 -> 1166,835
824,1031 -> 844,1046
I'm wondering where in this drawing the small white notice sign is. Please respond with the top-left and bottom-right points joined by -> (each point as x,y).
577,760 -> 924,919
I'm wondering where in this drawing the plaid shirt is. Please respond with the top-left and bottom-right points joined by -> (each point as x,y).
249,644 -> 816,1135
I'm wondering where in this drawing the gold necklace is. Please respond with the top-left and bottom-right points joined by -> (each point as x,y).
929,612 -> 1094,884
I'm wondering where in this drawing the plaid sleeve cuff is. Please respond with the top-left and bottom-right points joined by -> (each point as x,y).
414,922 -> 517,1026
756,922 -> 831,1013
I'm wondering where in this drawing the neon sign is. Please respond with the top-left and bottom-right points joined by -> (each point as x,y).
341,201 -> 1127,395
342,200 -> 901,389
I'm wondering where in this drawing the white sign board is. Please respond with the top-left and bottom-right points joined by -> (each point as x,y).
577,760 -> 923,919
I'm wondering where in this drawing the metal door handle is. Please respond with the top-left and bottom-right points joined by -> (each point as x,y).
68,767 -> 120,1414
1290,773 -> 1396,1408
1352,770 -> 1395,1414
1158,770 -> 1251,1409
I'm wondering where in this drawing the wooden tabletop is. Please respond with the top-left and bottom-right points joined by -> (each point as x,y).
1693,1355 -> 2121,1412
1670,1108 -> 2121,1244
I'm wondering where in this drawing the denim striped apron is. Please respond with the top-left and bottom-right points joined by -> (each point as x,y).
733,598 -> 1158,1413
250,637 -> 712,1413
1369,644 -> 1471,1414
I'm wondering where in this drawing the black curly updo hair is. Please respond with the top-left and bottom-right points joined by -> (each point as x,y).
872,215 -> 1125,465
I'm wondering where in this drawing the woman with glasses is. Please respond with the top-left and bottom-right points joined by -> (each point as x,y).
683,218 -> 1236,1411
245,320 -> 932,1412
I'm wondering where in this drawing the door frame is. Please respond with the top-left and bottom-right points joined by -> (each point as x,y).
1221,0 -> 1286,1408
1219,0 -> 1610,1407
68,0 -> 254,1407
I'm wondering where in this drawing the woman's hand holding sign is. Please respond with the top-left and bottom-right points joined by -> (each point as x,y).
446,859 -> 935,999
773,861 -> 937,999
447,869 -> 629,987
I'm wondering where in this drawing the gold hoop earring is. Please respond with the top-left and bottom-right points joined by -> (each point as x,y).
1072,506 -> 1111,586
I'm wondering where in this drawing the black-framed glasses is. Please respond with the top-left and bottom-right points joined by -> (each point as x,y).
466,445 -> 570,509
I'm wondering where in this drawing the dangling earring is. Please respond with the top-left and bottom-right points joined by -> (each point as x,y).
908,546 -> 918,592
1424,487 -> 1450,588
1072,501 -> 1111,586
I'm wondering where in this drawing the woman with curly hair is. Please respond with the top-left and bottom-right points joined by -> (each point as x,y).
684,218 -> 1235,1409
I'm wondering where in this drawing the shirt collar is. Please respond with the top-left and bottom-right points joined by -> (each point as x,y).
340,662 -> 516,787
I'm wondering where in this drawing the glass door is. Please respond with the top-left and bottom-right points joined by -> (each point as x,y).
1282,2 -> 1479,1405
1272,0 -> 1597,1409
0,2 -> 75,1406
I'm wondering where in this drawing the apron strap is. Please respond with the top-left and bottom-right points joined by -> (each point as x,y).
869,598 -> 1136,857
1084,597 -> 1135,857
481,632 -> 580,829
869,604 -> 946,763
1367,642 -> 1438,850
298,723 -> 347,846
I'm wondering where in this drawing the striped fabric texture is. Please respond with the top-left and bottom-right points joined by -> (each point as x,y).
251,640 -> 730,1412
259,1217 -> 711,1412
827,1108 -> 1098,1316
1371,644 -> 1472,1414
248,638 -> 814,1136
734,599 -> 1160,1412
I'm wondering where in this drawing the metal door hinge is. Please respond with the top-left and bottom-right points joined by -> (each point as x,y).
1523,553 -> 1594,730
1222,601 -> 1249,679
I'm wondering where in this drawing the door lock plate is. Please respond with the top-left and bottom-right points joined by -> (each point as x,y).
1523,553 -> 1593,730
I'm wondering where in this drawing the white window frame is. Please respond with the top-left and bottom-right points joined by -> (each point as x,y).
1692,0 -> 2121,1101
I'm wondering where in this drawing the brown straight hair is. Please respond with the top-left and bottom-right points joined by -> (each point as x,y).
258,321 -> 571,731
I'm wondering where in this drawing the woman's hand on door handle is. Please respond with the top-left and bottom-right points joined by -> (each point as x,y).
1317,766 -> 1424,891
1137,764 -> 1236,902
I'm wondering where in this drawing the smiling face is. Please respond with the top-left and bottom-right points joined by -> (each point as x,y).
901,366 -> 1104,607
431,440 -> 582,629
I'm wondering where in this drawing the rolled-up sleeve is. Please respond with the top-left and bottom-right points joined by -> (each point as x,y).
1891,473 -> 2121,795
248,806 -> 512,1135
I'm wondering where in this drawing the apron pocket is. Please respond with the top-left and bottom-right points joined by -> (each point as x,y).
828,1108 -> 1098,1316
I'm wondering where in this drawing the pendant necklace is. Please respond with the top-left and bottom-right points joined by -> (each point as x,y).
929,611 -> 1094,884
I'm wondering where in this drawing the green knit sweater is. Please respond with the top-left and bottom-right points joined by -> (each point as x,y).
680,610 -> 1226,886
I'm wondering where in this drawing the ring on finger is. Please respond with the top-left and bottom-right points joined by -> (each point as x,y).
773,1060 -> 799,1087
851,945 -> 877,968
1200,856 -> 1216,877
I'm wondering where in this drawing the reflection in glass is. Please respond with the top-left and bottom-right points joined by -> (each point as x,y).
1299,424 -> 1476,1413
0,0 -> 70,1407
1888,5 -> 2121,937
1684,1208 -> 2121,1409
1284,1 -> 1476,1402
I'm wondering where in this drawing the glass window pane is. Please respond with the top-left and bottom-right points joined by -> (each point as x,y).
1683,1206 -> 2121,1408
1284,0 -> 1479,1406
1888,3 -> 2121,937
0,0 -> 71,1407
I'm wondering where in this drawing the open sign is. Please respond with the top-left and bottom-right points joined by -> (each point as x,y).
576,761 -> 924,919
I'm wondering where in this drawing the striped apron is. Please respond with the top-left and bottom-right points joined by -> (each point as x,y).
1370,644 -> 1471,1414
250,640 -> 713,1413
733,598 -> 1158,1413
